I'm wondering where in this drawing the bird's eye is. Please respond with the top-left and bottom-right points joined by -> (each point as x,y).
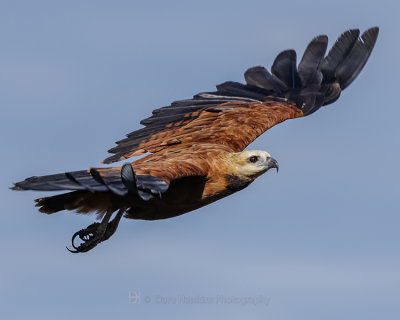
249,155 -> 259,163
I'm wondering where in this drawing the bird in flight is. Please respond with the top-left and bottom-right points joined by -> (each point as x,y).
12,27 -> 379,253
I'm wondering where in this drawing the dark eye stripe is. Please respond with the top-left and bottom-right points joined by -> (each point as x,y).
249,155 -> 259,163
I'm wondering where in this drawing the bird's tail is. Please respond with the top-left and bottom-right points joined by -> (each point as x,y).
34,190 -> 109,215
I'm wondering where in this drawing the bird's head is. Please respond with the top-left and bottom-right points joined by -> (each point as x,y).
227,150 -> 279,178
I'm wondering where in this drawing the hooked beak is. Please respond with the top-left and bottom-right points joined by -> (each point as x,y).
266,157 -> 279,173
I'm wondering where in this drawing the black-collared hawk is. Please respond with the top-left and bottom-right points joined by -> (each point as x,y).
12,28 -> 379,253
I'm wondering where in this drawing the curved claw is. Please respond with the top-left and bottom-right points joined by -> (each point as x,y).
71,229 -> 84,250
66,246 -> 79,253
68,223 -> 102,253
68,235 -> 101,253
66,209 -> 125,253
69,241 -> 100,253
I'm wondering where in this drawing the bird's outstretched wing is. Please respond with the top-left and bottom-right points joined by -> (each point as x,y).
104,28 -> 378,164
12,165 -> 169,201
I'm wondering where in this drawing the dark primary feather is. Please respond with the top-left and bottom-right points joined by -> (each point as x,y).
335,27 -> 379,89
121,163 -> 138,194
298,35 -> 328,87
271,50 -> 302,88
214,81 -> 271,100
12,166 -> 169,201
244,66 -> 288,93
321,29 -> 360,83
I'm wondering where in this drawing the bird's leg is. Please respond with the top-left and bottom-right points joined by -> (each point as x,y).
103,209 -> 124,241
67,208 -> 124,253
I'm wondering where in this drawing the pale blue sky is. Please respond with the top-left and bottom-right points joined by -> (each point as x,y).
1,1 -> 399,319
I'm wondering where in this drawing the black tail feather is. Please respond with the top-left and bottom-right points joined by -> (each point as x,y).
35,191 -> 84,214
